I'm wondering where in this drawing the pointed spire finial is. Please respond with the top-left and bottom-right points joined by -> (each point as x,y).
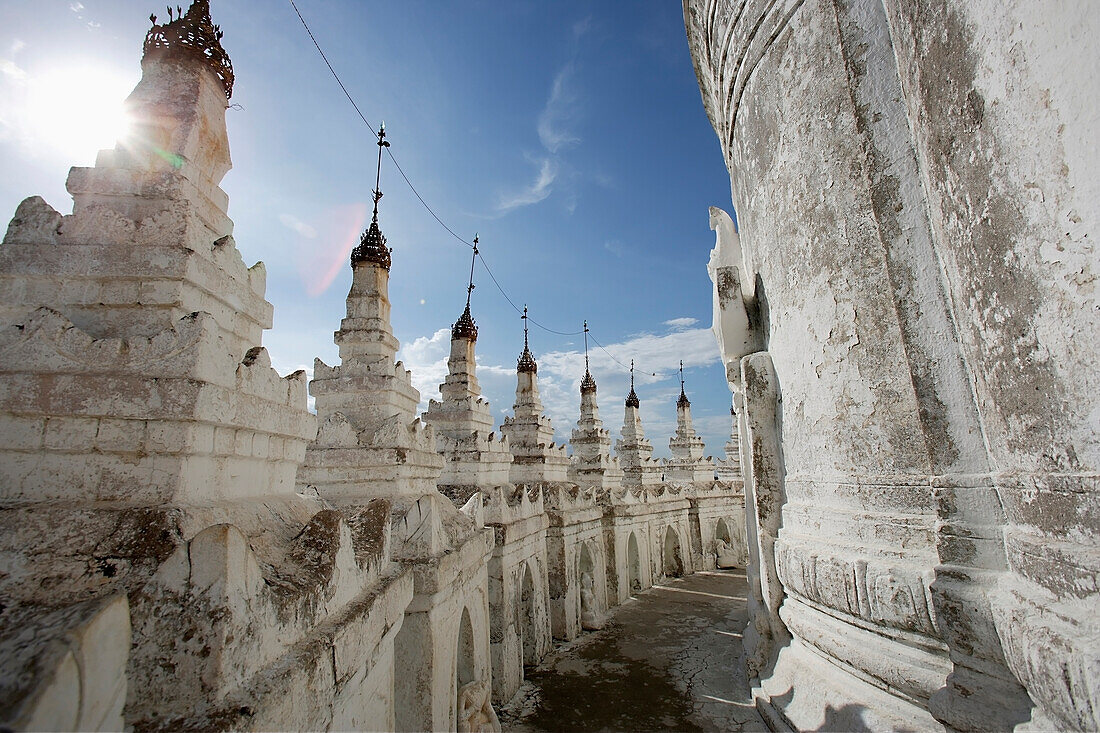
351,122 -> 392,269
371,122 -> 390,221
517,304 -> 537,373
580,320 -> 596,394
583,320 -> 590,372
452,235 -> 479,341
465,235 -> 478,309
626,358 -> 640,408
677,359 -> 691,409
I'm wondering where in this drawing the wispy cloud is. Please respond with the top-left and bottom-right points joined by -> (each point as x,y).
604,239 -> 626,257
496,157 -> 557,212
496,18 -> 590,215
0,40 -> 26,82
279,213 -> 318,239
663,317 -> 698,330
537,63 -> 580,153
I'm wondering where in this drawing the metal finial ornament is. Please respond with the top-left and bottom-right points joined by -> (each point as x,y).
144,0 -> 235,101
452,235 -> 479,341
625,358 -> 640,408
517,304 -> 537,373
351,124 -> 392,269
580,320 -> 597,394
372,122 -> 391,220
466,235 -> 479,308
678,359 -> 691,409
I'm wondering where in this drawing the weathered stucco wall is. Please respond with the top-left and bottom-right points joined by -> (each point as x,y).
686,0 -> 1098,730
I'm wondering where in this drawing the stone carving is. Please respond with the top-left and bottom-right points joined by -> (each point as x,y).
706,206 -> 759,391
456,679 -> 501,733
579,571 -> 603,630
715,538 -> 739,569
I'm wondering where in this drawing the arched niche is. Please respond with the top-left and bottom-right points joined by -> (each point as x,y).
627,532 -> 642,594
663,525 -> 684,578
519,562 -> 538,667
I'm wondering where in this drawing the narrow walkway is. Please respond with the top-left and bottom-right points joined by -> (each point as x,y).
500,570 -> 768,732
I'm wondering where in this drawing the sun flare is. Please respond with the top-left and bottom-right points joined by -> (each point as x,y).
14,62 -> 135,164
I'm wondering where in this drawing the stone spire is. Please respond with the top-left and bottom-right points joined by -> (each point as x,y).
666,363 -> 714,486
60,0 -> 239,276
616,361 -> 662,489
501,306 -> 570,484
716,403 -> 743,481
422,237 -> 512,493
0,0 -> 316,506
303,125 -> 443,508
569,322 -> 623,491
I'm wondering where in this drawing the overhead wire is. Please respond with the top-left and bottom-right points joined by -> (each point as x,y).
286,0 -> 639,370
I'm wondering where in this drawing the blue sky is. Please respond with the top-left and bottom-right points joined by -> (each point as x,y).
0,0 -> 737,458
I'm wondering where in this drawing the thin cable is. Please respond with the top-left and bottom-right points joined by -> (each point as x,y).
588,331 -> 633,372
476,251 -> 585,336
288,0 -> 376,138
387,150 -> 474,249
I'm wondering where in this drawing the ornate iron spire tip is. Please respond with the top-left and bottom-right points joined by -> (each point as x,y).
144,0 -> 234,101
626,359 -> 639,407
453,303 -> 478,342
581,368 -> 597,395
517,305 -> 537,373
352,122 -> 392,269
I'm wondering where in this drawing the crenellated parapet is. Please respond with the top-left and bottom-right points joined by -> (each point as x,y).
0,307 -> 313,505
482,483 -> 546,527
124,502 -> 411,730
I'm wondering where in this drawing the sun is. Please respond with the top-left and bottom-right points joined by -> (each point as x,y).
16,61 -> 136,164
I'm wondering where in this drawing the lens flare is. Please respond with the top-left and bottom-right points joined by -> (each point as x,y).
296,203 -> 369,297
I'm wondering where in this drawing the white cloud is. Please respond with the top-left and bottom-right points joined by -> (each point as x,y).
396,328 -> 451,410
663,317 -> 698,330
537,64 -> 580,154
391,324 -> 727,457
0,41 -> 26,82
69,2 -> 84,13
278,213 -> 318,239
496,157 -> 556,212
529,327 -> 721,446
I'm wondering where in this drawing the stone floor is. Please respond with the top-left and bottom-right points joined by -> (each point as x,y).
500,569 -> 768,732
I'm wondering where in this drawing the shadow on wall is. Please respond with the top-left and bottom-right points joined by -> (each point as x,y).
765,687 -> 884,733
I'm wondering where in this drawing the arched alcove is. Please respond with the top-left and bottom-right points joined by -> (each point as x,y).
716,518 -> 732,544
627,532 -> 642,594
456,606 -> 475,689
663,526 -> 684,578
519,562 -> 538,667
